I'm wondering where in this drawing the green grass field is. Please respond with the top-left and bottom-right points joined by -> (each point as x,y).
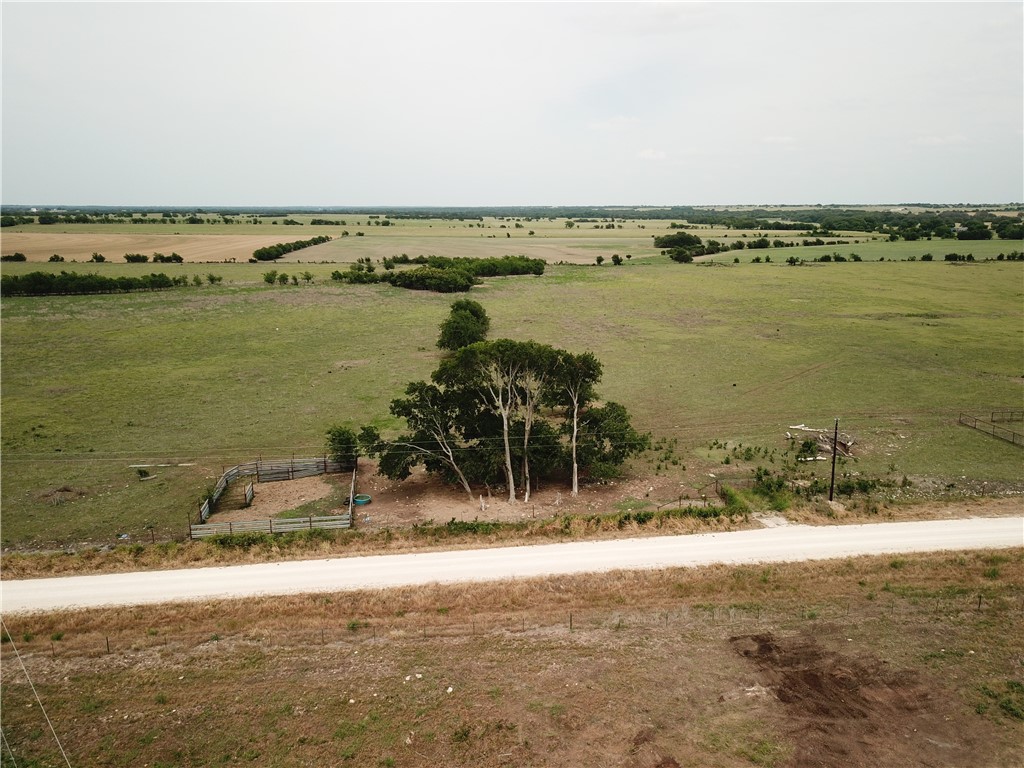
2,229 -> 1022,548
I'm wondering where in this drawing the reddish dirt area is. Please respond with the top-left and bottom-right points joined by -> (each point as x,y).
210,461 -> 719,529
730,632 -> 1001,768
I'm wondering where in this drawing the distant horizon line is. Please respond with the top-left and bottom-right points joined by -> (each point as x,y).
3,202 -> 1022,211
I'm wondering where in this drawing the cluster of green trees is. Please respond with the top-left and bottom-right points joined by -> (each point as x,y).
1,253 -> 27,262
383,254 -> 545,276
331,255 -> 545,293
332,264 -> 476,292
652,231 -> 732,262
0,216 -> 33,227
385,266 -> 477,293
0,271 -> 179,296
251,236 -> 332,261
992,219 -> 1024,240
124,252 -> 184,263
331,301 -> 648,502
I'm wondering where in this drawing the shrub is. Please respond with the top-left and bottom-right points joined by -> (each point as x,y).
718,485 -> 748,515
327,426 -> 360,470
383,266 -> 476,293
438,300 -> 490,350
1,252 -> 27,262
207,532 -> 274,548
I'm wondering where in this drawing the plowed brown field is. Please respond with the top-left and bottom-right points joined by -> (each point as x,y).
0,232 -> 319,263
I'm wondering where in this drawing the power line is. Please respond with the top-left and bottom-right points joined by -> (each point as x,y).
0,617 -> 72,768
1,728 -> 20,768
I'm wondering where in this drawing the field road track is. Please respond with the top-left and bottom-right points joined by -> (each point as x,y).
2,518 -> 1021,614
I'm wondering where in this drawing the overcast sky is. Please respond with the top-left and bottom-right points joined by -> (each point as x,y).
2,1 -> 1022,207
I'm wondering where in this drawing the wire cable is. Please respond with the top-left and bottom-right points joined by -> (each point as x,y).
0,727 -> 20,768
0,617 -> 72,768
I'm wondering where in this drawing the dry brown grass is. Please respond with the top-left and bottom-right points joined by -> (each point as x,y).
0,232 -> 294,263
2,550 -> 1021,767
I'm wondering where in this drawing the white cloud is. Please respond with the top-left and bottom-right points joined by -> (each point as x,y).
1,1 -> 1020,204
913,135 -> 969,147
588,116 -> 640,132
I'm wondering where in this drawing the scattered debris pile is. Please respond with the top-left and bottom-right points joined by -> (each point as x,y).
787,424 -> 855,458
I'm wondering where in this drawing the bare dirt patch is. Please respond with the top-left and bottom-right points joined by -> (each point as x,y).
348,462 -> 706,530
730,632 -> 996,767
210,475 -> 340,523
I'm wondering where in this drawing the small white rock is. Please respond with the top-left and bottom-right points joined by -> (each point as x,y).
446,686 -> 453,694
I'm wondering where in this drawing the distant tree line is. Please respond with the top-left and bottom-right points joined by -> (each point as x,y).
251,236 -> 332,261
3,204 -> 1021,241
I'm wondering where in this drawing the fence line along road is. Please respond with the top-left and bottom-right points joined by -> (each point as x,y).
3,517 -> 1021,614
190,515 -> 352,538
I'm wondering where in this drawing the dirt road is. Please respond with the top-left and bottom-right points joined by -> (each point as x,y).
3,517 -> 1021,613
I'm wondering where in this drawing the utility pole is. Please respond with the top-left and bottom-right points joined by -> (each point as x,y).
828,418 -> 839,501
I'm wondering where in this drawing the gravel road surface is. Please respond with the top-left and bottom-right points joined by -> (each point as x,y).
2,517 -> 1021,614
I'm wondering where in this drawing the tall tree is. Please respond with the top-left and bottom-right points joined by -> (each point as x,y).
438,341 -> 524,501
516,342 -> 558,502
549,350 -> 603,496
360,381 -> 475,500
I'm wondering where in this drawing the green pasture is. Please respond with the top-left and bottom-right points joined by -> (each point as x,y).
2,254 -> 1022,548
